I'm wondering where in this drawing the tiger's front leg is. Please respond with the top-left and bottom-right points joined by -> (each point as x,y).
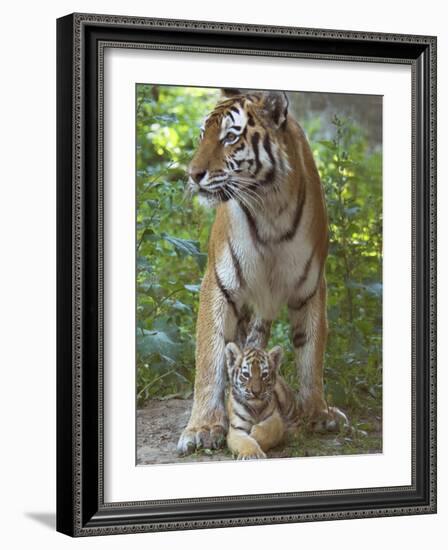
288,276 -> 349,432
177,270 -> 238,455
227,427 -> 266,460
250,411 -> 285,452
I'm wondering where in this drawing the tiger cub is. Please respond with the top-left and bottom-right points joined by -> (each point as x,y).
225,342 -> 300,460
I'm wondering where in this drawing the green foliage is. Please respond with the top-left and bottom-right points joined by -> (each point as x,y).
136,85 -> 219,405
313,115 -> 383,417
136,85 -> 383,427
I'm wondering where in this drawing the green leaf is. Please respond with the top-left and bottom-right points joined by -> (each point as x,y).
317,139 -> 335,149
163,234 -> 199,255
153,114 -> 179,123
184,284 -> 201,293
328,306 -> 341,322
327,381 -> 348,407
137,256 -> 152,272
171,300 -> 192,313
138,228 -> 160,245
162,235 -> 207,269
137,329 -> 180,360
137,279 -> 154,292
365,282 -> 382,297
152,317 -> 180,338
345,205 -> 361,217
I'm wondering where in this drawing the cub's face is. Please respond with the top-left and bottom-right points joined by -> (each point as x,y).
225,342 -> 283,402
188,91 -> 289,208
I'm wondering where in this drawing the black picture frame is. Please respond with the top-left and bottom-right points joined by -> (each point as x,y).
57,13 -> 437,537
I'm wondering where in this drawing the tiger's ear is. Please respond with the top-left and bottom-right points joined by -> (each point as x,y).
220,88 -> 243,98
268,345 -> 283,371
261,91 -> 289,128
225,342 -> 242,376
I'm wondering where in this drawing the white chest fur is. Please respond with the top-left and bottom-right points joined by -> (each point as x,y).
215,201 -> 320,320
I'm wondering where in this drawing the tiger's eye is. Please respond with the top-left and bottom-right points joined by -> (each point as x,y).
223,131 -> 238,144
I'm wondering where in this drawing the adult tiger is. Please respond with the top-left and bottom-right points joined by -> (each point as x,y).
177,89 -> 347,455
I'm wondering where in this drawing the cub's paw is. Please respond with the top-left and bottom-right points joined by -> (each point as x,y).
177,424 -> 227,455
310,406 -> 350,434
237,449 -> 267,460
236,441 -> 266,460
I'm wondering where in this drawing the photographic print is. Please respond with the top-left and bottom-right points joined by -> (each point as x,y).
136,85 -> 383,465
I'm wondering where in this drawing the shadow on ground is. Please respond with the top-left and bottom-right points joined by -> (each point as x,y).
25,512 -> 56,530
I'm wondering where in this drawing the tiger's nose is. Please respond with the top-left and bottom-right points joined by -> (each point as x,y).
190,168 -> 206,185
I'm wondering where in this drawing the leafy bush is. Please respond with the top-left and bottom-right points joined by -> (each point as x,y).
308,114 -> 382,418
136,85 -> 218,405
136,85 -> 382,422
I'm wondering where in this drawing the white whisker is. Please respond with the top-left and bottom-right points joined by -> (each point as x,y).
229,180 -> 264,211
227,183 -> 258,217
235,188 -> 261,218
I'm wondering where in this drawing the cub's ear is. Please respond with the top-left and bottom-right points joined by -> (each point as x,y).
220,88 -> 243,98
225,342 -> 242,376
268,345 -> 283,371
261,91 -> 289,128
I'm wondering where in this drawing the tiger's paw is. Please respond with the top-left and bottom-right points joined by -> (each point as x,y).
236,441 -> 267,460
237,449 -> 267,460
177,424 -> 227,455
309,406 -> 350,434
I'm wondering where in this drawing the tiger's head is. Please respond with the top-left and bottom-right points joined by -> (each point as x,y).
188,90 -> 290,208
225,342 -> 283,402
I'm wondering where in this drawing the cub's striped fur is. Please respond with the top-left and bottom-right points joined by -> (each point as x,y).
225,343 -> 300,459
178,89 -> 347,455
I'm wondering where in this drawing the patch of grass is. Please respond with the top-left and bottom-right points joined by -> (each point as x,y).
269,419 -> 382,459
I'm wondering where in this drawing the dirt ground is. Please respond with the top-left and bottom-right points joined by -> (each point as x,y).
137,398 -> 382,465
137,399 -> 230,464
